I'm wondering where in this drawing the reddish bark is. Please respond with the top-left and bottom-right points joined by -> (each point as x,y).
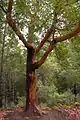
25,48 -> 38,112
29,71 -> 36,106
34,28 -> 55,56
25,48 -> 34,110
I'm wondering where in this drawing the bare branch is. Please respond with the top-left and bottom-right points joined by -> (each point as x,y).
55,20 -> 80,43
34,28 -> 55,56
6,0 -> 34,48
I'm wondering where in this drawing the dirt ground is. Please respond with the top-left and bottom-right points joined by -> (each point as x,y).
0,106 -> 80,120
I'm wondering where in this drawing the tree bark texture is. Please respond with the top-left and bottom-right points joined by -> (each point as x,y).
25,48 -> 36,110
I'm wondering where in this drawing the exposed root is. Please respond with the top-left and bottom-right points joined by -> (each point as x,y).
25,103 -> 48,116
33,105 -> 48,116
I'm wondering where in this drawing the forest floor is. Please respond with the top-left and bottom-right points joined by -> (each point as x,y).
0,105 -> 80,120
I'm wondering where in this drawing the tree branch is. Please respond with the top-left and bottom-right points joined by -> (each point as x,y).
34,44 -> 56,69
55,20 -> 80,43
34,20 -> 80,69
6,0 -> 34,48
0,5 -> 7,13
34,28 -> 55,56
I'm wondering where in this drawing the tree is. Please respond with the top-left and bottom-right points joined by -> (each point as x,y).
0,0 -> 80,114
0,1 -> 7,107
0,22 -> 7,108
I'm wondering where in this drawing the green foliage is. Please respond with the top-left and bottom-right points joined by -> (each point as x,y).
37,83 -> 57,106
37,84 -> 80,107
18,96 -> 26,107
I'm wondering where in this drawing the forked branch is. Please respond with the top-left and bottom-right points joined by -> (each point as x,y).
34,44 -> 56,69
34,20 -> 80,69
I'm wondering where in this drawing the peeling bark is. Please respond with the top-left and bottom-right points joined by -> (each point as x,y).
25,48 -> 37,111
29,71 -> 36,106
25,48 -> 33,110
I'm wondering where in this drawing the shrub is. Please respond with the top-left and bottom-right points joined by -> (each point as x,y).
37,84 -> 76,107
18,96 -> 26,107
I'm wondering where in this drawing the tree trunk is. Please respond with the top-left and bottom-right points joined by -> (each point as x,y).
0,83 -> 2,107
74,82 -> 77,102
0,22 -> 6,108
25,48 -> 36,111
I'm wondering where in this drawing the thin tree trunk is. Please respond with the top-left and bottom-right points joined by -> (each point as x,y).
74,82 -> 77,102
0,22 -> 7,108
0,84 -> 2,107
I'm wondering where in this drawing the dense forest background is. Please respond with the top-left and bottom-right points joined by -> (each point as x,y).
0,0 -> 80,109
